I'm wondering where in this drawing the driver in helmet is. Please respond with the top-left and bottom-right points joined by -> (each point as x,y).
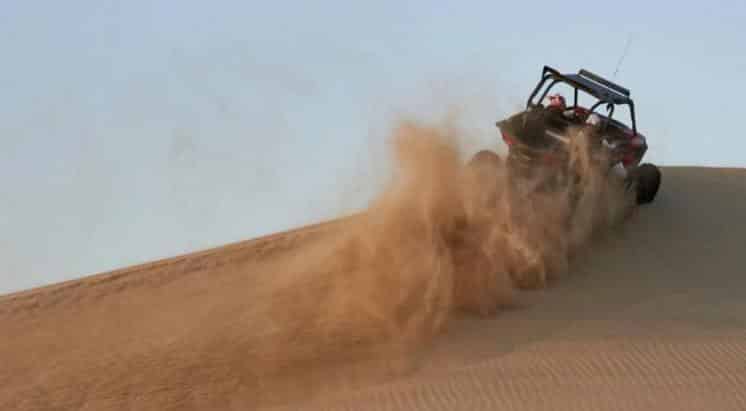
547,93 -> 579,121
547,93 -> 566,111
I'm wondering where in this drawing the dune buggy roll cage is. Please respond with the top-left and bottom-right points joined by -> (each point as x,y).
527,65 -> 638,136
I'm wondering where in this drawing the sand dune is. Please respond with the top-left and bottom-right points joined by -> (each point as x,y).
1,166 -> 744,411
299,167 -> 746,411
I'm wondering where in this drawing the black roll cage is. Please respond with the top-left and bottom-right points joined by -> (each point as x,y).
526,66 -> 638,136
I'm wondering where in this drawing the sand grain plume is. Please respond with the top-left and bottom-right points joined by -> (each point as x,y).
0,114 -> 638,411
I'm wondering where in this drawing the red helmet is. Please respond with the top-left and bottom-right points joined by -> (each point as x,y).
548,93 -> 566,108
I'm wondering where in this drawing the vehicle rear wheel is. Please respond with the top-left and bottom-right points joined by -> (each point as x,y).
633,163 -> 661,204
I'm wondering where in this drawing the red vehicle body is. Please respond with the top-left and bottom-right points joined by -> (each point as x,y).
487,66 -> 661,204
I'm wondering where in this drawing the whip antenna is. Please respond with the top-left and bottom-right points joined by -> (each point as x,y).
613,34 -> 633,79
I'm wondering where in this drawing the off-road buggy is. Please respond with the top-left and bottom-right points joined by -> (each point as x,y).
472,65 -> 661,205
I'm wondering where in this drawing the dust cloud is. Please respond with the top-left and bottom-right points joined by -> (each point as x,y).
0,114 -> 638,411
244,116 -> 636,405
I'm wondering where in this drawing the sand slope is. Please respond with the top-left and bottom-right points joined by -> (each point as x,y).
301,166 -> 746,410
2,167 -> 745,410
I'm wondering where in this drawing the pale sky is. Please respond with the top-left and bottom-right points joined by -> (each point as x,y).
2,1 -> 745,294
